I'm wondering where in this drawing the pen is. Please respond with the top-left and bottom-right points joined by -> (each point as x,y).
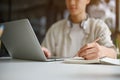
74,37 -> 101,57
93,37 -> 101,43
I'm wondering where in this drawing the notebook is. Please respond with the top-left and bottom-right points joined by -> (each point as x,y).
0,19 -> 63,61
63,57 -> 120,65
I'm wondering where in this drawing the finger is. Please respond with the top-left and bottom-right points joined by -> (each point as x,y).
79,42 -> 96,53
79,37 -> 100,53
83,53 -> 99,60
42,47 -> 51,58
78,47 -> 97,57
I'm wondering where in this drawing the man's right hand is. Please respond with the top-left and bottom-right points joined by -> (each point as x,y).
41,47 -> 51,58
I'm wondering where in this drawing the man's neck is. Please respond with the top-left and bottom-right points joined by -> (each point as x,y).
70,13 -> 87,23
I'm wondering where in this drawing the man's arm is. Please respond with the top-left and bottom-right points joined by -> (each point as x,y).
77,19 -> 117,60
77,42 -> 117,60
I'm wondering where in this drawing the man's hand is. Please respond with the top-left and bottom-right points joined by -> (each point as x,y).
77,42 -> 105,60
41,47 -> 51,58
77,36 -> 117,60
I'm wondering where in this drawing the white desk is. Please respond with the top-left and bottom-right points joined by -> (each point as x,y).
0,58 -> 120,80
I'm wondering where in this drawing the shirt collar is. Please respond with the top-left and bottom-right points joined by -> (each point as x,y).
65,17 -> 91,36
67,14 -> 89,30
64,18 -> 91,37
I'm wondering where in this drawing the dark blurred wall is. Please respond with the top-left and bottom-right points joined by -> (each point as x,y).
0,0 -> 66,42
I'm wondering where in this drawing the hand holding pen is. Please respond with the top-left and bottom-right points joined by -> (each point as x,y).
77,37 -> 105,60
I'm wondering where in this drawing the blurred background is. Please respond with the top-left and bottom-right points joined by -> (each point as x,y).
0,0 -> 120,58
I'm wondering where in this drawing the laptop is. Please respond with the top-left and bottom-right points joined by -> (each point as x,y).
1,19 -> 60,61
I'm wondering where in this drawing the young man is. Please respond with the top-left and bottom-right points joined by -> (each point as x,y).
42,0 -> 116,60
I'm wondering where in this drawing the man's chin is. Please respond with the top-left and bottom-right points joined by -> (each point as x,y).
70,13 -> 79,16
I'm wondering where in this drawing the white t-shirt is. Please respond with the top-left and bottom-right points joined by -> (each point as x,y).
68,23 -> 85,56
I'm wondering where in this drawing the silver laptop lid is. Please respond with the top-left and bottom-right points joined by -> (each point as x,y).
1,19 -> 47,61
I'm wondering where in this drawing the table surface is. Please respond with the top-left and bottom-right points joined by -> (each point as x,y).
0,57 -> 120,80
